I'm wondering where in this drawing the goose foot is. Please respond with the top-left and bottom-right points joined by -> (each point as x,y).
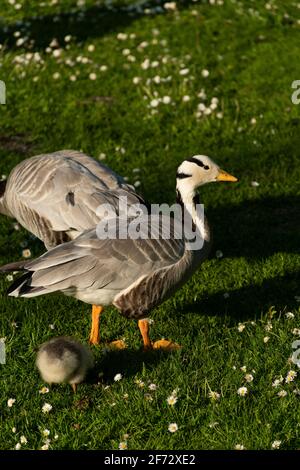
108,339 -> 127,350
152,339 -> 181,351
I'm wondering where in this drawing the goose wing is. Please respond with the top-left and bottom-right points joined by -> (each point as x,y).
4,216 -> 185,300
6,151 -> 144,248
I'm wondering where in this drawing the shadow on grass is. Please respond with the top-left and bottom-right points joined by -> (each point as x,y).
208,194 -> 300,260
0,195 -> 298,327
0,0 -> 195,50
181,271 -> 300,323
89,347 -> 171,383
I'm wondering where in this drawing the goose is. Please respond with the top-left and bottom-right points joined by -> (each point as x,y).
0,155 -> 238,351
36,336 -> 94,392
0,149 -> 145,346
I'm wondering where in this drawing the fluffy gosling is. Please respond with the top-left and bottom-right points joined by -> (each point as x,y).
36,336 -> 94,392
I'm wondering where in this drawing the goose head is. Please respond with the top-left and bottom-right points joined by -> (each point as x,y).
176,155 -> 238,200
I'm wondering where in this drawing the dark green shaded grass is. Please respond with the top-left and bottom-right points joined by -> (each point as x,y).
0,0 -> 300,450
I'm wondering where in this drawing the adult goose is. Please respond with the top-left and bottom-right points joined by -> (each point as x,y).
0,150 -> 145,345
0,155 -> 238,350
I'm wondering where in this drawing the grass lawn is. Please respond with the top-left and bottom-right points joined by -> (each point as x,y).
0,0 -> 300,451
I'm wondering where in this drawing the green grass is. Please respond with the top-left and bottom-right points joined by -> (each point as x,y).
1,0 -> 300,450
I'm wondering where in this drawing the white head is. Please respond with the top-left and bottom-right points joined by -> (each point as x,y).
176,155 -> 238,202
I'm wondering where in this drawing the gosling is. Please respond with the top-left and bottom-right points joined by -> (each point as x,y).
36,336 -> 94,392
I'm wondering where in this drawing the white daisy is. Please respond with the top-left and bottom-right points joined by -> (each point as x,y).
119,441 -> 127,450
167,395 -> 178,406
271,440 -> 281,449
285,312 -> 295,319
285,370 -> 297,383
168,422 -> 178,433
42,403 -> 53,413
245,374 -> 253,383
7,398 -> 16,408
237,386 -> 248,397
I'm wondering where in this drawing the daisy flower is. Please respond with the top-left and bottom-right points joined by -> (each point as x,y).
134,379 -> 145,388
149,99 -> 159,108
167,395 -> 178,406
272,377 -> 283,387
237,387 -> 248,397
234,444 -> 245,450
277,390 -> 287,397
42,403 -> 52,413
285,312 -> 295,319
114,373 -> 123,382
89,73 -> 97,80
22,249 -> 31,258
162,96 -> 171,104
168,423 -> 178,433
245,374 -> 254,383
7,398 -> 16,407
148,383 -> 157,391
119,441 -> 127,450
271,440 -> 281,449
285,370 -> 297,383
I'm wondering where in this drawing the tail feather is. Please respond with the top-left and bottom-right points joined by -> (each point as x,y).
0,260 -> 29,273
7,272 -> 32,296
6,272 -> 46,297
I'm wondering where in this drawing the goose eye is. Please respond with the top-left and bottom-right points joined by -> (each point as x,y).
204,165 -> 209,170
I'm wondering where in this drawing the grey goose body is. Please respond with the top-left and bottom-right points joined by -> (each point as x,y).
1,155 -> 238,350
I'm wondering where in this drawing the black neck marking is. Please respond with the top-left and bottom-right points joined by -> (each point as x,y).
193,193 -> 200,206
0,179 -> 6,198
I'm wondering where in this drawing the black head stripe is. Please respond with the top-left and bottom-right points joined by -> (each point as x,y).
187,157 -> 204,167
187,157 -> 210,170
176,172 -> 192,179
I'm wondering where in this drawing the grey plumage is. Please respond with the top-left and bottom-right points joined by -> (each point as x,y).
2,204 -> 210,320
0,150 -> 144,249
36,336 -> 94,389
1,155 -> 237,331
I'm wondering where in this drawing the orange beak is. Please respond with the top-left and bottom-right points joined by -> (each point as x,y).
216,169 -> 238,182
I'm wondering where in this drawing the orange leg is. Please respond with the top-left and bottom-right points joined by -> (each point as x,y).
89,305 -> 104,345
138,319 -> 152,350
138,318 -> 181,352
